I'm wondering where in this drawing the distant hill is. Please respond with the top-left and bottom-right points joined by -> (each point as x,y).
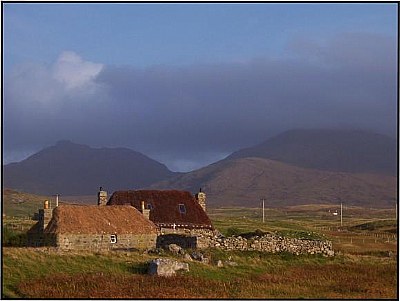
150,157 -> 397,208
227,129 -> 397,175
2,188 -> 98,217
2,188 -> 50,217
3,141 -> 177,195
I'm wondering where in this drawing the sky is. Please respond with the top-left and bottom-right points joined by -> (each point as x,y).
2,3 -> 398,171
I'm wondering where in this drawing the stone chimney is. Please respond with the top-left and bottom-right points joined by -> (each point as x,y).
140,201 -> 150,219
97,187 -> 108,206
195,188 -> 206,212
38,200 -> 53,231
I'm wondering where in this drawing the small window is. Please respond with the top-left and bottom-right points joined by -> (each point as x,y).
110,234 -> 117,244
147,203 -> 153,210
178,204 -> 186,214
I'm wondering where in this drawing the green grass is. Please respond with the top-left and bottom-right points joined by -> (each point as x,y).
349,219 -> 397,232
2,189 -> 49,217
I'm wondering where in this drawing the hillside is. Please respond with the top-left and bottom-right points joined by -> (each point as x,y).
150,157 -> 397,207
227,129 -> 397,175
3,141 -> 177,195
2,189 -> 50,217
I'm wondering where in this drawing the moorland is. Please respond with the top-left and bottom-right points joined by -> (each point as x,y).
2,192 -> 397,299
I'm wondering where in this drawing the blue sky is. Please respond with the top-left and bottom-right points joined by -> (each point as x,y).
3,3 -> 398,171
4,3 -> 396,69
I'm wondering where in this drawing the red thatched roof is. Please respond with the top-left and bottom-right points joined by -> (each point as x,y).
107,190 -> 213,229
44,204 -> 157,235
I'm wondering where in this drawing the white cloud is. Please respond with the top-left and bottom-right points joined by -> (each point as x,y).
52,51 -> 103,90
5,51 -> 104,112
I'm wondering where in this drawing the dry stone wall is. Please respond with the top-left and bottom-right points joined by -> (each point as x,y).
197,232 -> 334,256
158,232 -> 334,256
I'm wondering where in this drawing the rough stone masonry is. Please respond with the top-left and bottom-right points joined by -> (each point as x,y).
192,232 -> 334,256
158,232 -> 335,256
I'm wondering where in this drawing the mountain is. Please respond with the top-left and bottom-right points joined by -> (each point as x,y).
3,140 -> 176,195
150,157 -> 397,208
227,129 -> 397,175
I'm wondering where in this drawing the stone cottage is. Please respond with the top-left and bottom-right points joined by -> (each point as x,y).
106,189 -> 214,235
28,203 -> 158,251
106,189 -> 216,248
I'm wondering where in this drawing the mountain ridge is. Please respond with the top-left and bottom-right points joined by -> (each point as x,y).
149,157 -> 397,208
3,140 -> 177,195
3,129 -> 397,207
227,129 -> 397,175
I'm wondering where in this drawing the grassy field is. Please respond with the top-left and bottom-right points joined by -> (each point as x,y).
2,203 -> 398,299
2,189 -> 50,218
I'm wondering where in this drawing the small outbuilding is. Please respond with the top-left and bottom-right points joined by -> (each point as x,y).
28,204 -> 158,251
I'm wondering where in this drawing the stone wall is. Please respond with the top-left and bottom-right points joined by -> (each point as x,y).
197,232 -> 334,256
53,233 -> 157,251
158,232 -> 334,256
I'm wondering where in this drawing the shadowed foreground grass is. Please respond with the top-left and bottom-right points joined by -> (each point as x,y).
17,262 -> 396,299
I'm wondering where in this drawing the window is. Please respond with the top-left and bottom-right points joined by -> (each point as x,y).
147,203 -> 153,210
110,234 -> 117,244
178,204 -> 186,214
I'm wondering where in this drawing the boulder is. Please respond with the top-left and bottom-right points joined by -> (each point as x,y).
167,244 -> 183,255
148,258 -> 189,277
326,250 -> 335,257
190,251 -> 210,264
190,251 -> 203,261
183,253 -> 193,261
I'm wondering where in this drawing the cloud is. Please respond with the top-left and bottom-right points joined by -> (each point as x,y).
286,32 -> 396,73
3,51 -> 107,158
5,51 -> 103,110
52,51 -> 103,90
3,33 -> 397,171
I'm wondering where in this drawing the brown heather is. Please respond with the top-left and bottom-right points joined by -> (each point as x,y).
18,262 -> 397,299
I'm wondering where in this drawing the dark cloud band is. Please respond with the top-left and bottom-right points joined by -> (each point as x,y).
3,32 -> 397,171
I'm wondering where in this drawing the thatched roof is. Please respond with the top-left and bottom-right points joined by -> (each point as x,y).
44,204 -> 157,234
107,190 -> 213,229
